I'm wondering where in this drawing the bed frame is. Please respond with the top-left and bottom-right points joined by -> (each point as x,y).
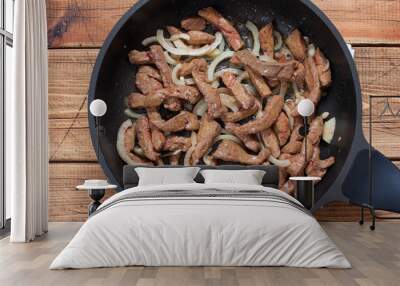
123,165 -> 279,190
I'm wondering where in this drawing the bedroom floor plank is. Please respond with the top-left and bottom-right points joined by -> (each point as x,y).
1,222 -> 400,286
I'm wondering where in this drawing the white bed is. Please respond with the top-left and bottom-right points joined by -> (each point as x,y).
50,183 -> 350,269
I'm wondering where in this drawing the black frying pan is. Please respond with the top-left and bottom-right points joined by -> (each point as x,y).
88,0 -> 400,212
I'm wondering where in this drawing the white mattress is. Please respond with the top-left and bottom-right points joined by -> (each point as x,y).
50,183 -> 350,269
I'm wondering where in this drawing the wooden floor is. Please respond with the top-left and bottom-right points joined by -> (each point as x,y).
0,222 -> 399,286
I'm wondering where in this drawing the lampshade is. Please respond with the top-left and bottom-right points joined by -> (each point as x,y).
89,99 -> 107,117
297,99 -> 315,117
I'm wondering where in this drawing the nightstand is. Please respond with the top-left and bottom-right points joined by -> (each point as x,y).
289,177 -> 321,210
77,180 -> 117,215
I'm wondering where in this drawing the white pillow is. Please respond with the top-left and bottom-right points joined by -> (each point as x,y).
200,169 -> 266,185
135,167 -> 200,186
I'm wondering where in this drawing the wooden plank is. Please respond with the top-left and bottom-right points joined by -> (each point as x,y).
48,49 -> 98,120
48,47 -> 400,161
49,162 -> 115,222
313,0 -> 400,45
46,0 -> 400,48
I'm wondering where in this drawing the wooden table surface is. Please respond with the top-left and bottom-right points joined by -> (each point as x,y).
46,0 -> 400,222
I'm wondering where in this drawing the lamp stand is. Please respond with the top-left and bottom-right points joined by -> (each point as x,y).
303,116 -> 308,169
95,116 -> 100,160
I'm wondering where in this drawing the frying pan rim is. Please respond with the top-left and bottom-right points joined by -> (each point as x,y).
88,0 -> 363,193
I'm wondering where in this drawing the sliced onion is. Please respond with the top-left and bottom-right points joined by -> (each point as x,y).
283,104 -> 294,130
214,67 -> 243,78
269,155 -> 290,167
170,33 -> 190,41
207,50 -> 235,81
185,78 -> 195,85
237,71 -> 249,83
281,47 -> 293,61
161,150 -> 182,157
124,109 -> 143,119
323,117 -> 336,144
259,55 -> 277,63
211,80 -> 220,88
243,83 -> 257,96
172,63 -> 186,86
219,37 -> 226,52
220,93 -> 239,112
142,36 -> 157,46
321,112 -> 330,120
308,44 -> 316,57
157,29 -> 223,57
213,134 -> 242,145
116,120 -> 137,165
273,31 -> 283,51
164,51 -> 179,65
291,81 -> 303,99
245,21 -> 260,55
208,48 -> 222,59
203,154 -> 215,166
133,147 -> 145,157
193,99 -> 208,117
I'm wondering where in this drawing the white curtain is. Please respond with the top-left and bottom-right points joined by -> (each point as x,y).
7,0 -> 49,242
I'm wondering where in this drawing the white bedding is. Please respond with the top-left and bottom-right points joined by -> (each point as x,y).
50,183 -> 350,269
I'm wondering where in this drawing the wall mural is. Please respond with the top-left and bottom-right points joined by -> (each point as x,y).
115,7 -> 337,195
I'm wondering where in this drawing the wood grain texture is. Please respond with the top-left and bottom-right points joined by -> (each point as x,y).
49,163 -> 114,222
46,0 -> 400,48
2,222 -> 400,285
48,47 -> 400,162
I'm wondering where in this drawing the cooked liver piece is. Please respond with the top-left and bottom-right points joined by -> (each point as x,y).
198,7 -> 244,51
181,16 -> 206,31
128,50 -> 153,65
285,29 -> 307,61
259,23 -> 274,57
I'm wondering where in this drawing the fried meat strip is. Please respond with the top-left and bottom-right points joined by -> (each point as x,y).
221,72 -> 255,109
245,67 -> 272,97
179,58 -> 208,77
260,128 -> 280,158
286,139 -> 314,176
136,116 -> 160,161
150,45 -> 181,111
304,56 -> 320,91
150,123 -> 166,152
273,112 -> 291,146
314,48 -> 331,87
128,50 -> 152,65
135,66 -> 162,95
282,125 -> 303,154
122,122 -> 152,165
306,146 -> 335,177
187,31 -> 215,45
259,23 -> 274,57
235,50 -> 295,81
221,102 -> 259,123
192,62 -> 224,119
198,7 -> 244,51
147,109 -> 200,133
226,95 -> 284,134
285,29 -> 307,61
181,16 -> 206,31
212,140 -> 270,165
225,123 -> 260,152
307,116 -> 324,145
292,61 -> 305,89
163,136 -> 192,152
128,85 -> 201,109
191,116 -> 221,165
